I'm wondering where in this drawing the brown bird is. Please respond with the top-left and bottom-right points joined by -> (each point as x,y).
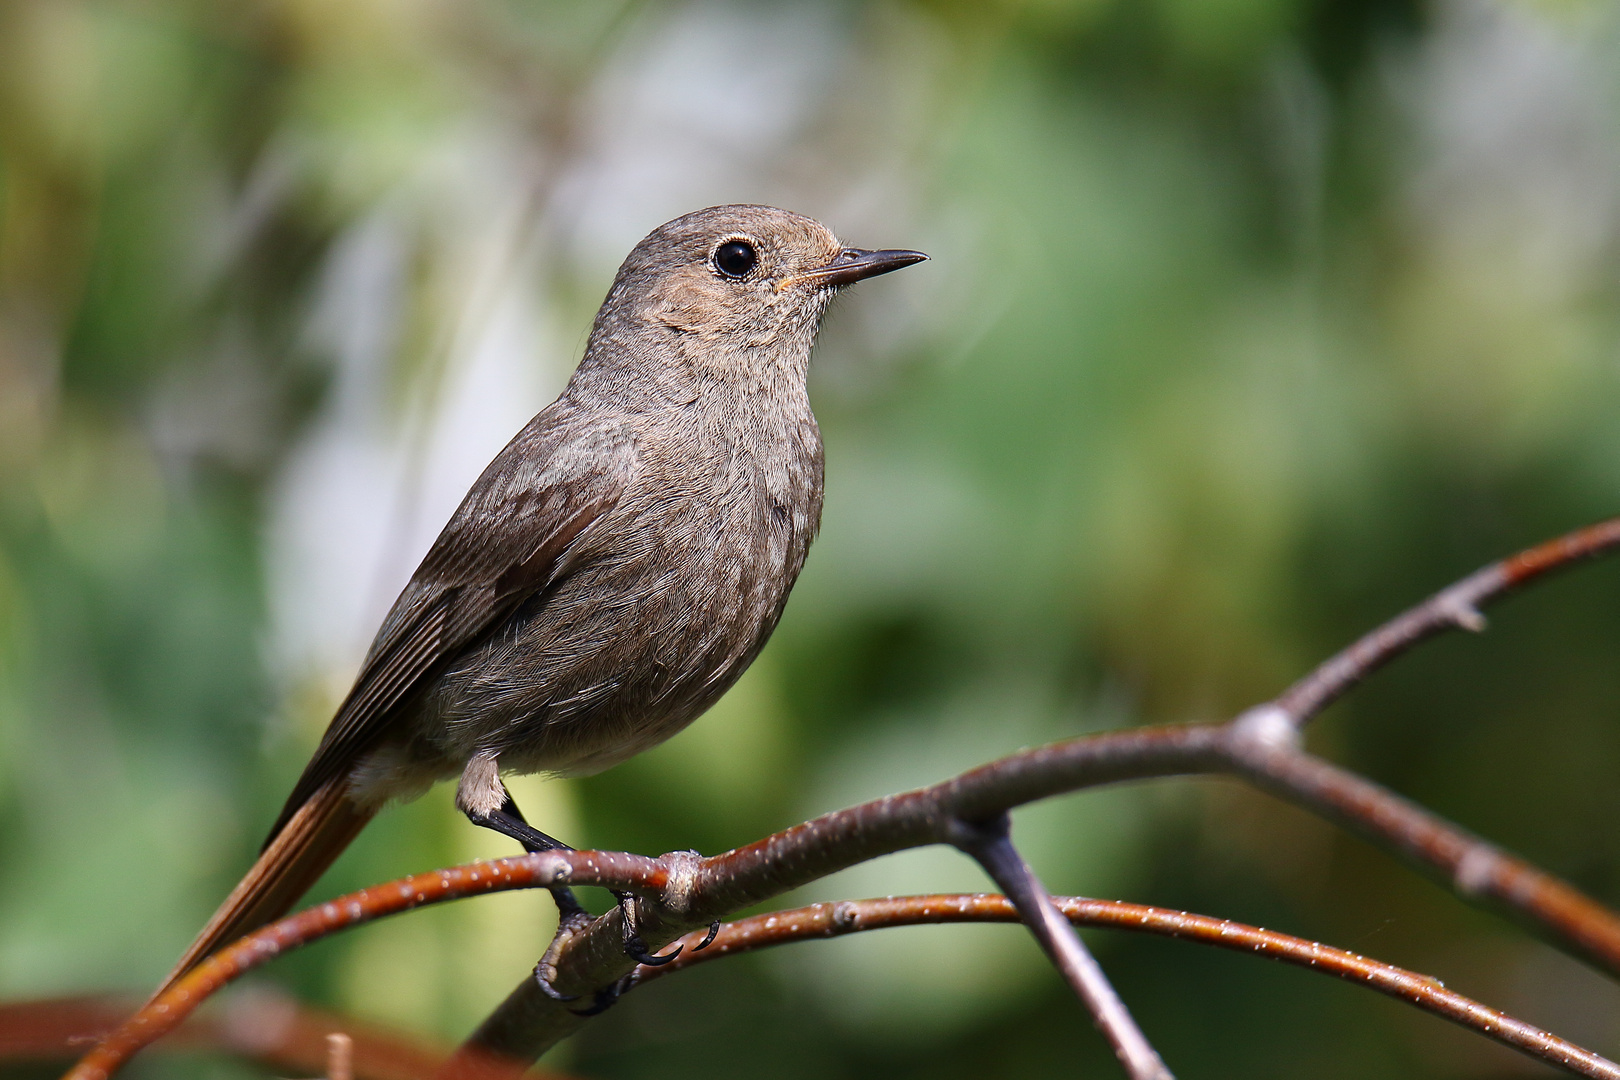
155,204 -> 926,996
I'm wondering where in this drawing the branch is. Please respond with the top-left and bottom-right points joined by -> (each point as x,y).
1272,516 -> 1620,728
70,517 -> 1620,1079
1225,739 -> 1620,976
456,729 -> 1620,1068
77,726 -> 1620,1078
0,990 -> 579,1080
454,518 -> 1620,1067
950,815 -> 1172,1080
61,850 -> 669,1080
62,859 -> 1620,1080
633,895 -> 1620,1080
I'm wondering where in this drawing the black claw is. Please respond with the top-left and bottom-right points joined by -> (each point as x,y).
532,960 -> 581,1002
625,934 -> 683,966
693,919 -> 721,952
614,891 -> 683,965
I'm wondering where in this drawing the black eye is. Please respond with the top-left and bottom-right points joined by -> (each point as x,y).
714,240 -> 758,278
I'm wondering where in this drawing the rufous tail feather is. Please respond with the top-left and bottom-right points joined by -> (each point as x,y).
152,775 -> 374,998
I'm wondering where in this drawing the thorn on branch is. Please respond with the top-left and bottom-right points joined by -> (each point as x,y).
1441,598 -> 1488,633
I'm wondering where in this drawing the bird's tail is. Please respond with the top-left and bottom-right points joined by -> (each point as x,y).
152,775 -> 375,999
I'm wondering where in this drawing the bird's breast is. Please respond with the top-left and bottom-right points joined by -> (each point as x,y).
411,406 -> 822,779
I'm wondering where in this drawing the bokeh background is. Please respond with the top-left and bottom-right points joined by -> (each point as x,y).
5,0 -> 1620,1076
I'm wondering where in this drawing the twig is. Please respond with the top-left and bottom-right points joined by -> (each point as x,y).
61,851 -> 668,1080
327,1033 -> 354,1080
633,894 -> 1620,1080
1273,516 -> 1620,728
443,729 -> 1238,1073
0,990 -> 578,1080
950,815 -> 1173,1080
1226,741 -> 1620,976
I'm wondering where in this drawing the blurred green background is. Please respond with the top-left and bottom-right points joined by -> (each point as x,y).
5,0 -> 1620,1076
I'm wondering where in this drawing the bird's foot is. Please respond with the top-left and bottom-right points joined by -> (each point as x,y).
570,974 -> 635,1017
532,887 -> 596,1002
532,956 -> 579,1003
616,891 -> 682,966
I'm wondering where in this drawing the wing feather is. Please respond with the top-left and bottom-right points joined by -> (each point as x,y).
264,409 -> 630,844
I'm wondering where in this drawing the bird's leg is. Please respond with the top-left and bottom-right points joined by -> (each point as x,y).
464,793 -> 683,1009
464,795 -> 599,1003
465,795 -> 592,926
475,797 -> 678,960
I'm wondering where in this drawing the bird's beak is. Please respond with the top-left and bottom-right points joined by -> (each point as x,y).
781,248 -> 929,290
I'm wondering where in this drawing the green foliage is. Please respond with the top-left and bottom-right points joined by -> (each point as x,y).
5,0 -> 1620,1076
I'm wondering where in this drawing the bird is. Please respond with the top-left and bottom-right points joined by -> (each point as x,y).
153,204 -> 927,997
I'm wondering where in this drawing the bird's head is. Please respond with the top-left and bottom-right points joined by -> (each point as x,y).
593,204 -> 926,356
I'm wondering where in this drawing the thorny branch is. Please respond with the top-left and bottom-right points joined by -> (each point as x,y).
69,516 -> 1620,1080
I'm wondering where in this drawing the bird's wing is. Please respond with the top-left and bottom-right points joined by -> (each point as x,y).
264,409 -> 633,844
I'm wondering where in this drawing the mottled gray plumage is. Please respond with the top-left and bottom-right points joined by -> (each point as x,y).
158,204 -> 925,991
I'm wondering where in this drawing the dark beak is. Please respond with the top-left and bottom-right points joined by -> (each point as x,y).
792,248 -> 929,289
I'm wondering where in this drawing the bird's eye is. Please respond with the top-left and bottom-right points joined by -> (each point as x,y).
714,241 -> 758,278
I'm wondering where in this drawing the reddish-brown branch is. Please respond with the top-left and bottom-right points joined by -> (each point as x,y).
61,850 -> 668,1080
78,720 -> 1620,1079
70,517 -> 1620,1079
0,991 -> 577,1080
1229,743 -> 1620,974
634,895 -> 1620,1079
1272,516 -> 1620,727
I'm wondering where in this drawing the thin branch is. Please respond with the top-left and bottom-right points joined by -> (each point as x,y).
447,728 -> 1620,1066
327,1033 -> 354,1080
951,815 -> 1172,1080
1273,516 -> 1620,728
61,850 -> 669,1080
633,895 -> 1620,1080
444,729 -> 1238,1072
1226,740 -> 1620,976
0,990 -> 579,1080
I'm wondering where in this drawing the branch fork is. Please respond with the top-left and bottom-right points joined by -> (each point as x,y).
67,516 -> 1620,1080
